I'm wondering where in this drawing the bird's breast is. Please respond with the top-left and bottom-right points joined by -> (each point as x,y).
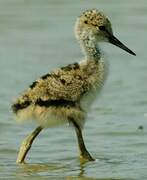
80,58 -> 108,111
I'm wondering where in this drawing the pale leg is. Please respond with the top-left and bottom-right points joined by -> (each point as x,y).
71,120 -> 95,161
16,126 -> 43,163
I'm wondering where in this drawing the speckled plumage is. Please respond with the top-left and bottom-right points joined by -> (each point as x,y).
12,57 -> 106,128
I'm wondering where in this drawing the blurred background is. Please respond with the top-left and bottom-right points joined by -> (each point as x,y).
0,0 -> 147,179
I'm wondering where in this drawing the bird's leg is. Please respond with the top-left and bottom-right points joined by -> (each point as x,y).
16,126 -> 43,164
71,119 -> 95,161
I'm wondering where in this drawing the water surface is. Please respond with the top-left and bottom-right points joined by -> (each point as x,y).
0,0 -> 147,179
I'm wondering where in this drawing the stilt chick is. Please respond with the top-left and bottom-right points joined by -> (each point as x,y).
12,9 -> 136,163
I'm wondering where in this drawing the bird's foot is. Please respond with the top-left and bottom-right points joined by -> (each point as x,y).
16,159 -> 27,164
80,152 -> 95,162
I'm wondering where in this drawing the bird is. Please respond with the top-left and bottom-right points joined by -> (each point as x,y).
11,9 -> 136,164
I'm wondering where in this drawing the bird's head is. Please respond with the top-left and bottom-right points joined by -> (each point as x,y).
75,9 -> 136,56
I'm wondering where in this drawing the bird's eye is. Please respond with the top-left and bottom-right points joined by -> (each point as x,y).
99,26 -> 106,31
84,20 -> 88,24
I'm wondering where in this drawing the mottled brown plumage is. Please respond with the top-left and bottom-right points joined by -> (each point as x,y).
12,57 -> 105,128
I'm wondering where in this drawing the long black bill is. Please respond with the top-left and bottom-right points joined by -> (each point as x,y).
108,34 -> 136,56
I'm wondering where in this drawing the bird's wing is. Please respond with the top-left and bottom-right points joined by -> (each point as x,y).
13,63 -> 89,110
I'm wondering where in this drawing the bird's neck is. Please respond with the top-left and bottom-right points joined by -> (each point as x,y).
80,37 -> 101,61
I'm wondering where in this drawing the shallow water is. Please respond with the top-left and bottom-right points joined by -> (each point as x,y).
0,0 -> 147,179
